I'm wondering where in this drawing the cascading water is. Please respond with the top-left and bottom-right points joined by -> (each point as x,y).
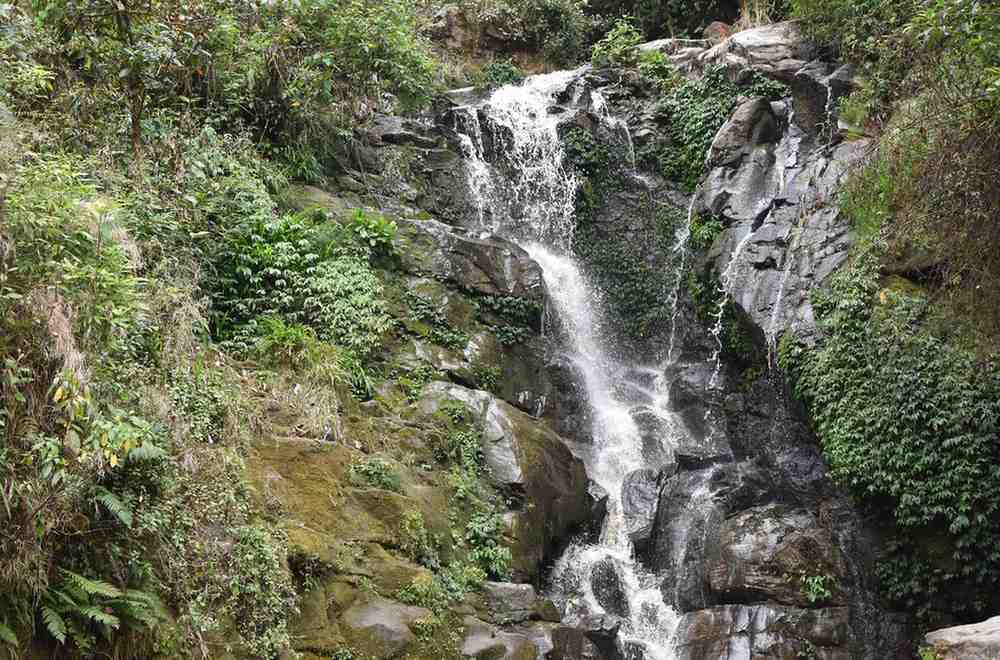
452,72 -> 682,660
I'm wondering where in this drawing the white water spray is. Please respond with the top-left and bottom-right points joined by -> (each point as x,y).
453,73 -> 682,660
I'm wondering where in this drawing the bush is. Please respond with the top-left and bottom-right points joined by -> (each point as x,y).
478,60 -> 526,89
348,457 -> 402,493
782,245 -> 1000,620
652,66 -> 788,189
591,17 -> 643,68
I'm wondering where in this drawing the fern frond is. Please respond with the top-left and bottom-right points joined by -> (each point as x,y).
79,606 -> 119,629
0,622 -> 17,646
61,570 -> 122,598
41,607 -> 67,644
123,589 -> 168,619
94,487 -> 133,527
126,441 -> 166,462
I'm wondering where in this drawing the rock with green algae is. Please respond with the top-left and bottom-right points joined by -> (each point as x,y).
418,381 -> 591,582
339,595 -> 433,658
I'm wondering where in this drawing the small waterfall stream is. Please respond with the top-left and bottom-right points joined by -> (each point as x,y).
452,71 -> 685,660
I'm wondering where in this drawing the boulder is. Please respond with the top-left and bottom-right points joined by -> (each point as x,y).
418,382 -> 590,581
673,604 -> 852,660
621,468 -> 661,550
339,596 -> 432,658
697,22 -> 815,83
395,218 -> 544,301
925,617 -> 1000,660
591,557 -> 630,619
706,504 -> 847,607
365,114 -> 441,149
479,582 -> 540,625
703,21 -> 732,45
461,616 -> 543,660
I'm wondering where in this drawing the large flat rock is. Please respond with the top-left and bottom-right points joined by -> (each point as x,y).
925,617 -> 1000,660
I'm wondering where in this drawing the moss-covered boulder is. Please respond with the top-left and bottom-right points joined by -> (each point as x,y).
419,382 -> 591,582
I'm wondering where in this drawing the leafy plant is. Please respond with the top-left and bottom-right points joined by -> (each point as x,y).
399,510 -> 440,569
347,209 -> 397,255
799,573 -> 832,604
348,457 -> 403,493
478,60 -> 525,89
591,17 -> 643,69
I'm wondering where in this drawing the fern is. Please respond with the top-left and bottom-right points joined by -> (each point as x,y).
79,606 -> 119,629
61,570 -> 122,598
41,607 -> 66,643
0,622 -> 17,646
94,487 -> 133,527
126,441 -> 166,462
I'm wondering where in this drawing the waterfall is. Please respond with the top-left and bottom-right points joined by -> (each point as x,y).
453,72 -> 682,660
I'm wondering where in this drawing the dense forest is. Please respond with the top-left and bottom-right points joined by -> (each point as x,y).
1,0 -> 998,657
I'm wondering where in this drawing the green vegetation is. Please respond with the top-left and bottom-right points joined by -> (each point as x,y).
478,60 -> 526,89
650,66 -> 788,190
781,245 -> 1000,620
775,1 -> 1000,623
591,16 -> 643,68
348,457 -> 404,493
799,574 -> 833,604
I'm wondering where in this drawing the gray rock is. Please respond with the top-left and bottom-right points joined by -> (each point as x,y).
674,604 -> 852,660
461,616 -> 544,660
339,596 -> 431,657
622,468 -> 661,549
706,504 -> 847,607
925,616 -> 1000,660
395,218 -> 544,300
481,582 -> 538,625
699,94 -> 872,341
591,558 -> 630,619
365,114 -> 440,149
418,382 -> 590,581
697,22 -> 815,83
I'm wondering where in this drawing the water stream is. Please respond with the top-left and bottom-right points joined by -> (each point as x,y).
453,71 -> 684,660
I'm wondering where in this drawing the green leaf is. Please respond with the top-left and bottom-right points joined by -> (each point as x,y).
42,607 -> 67,644
0,622 -> 17,646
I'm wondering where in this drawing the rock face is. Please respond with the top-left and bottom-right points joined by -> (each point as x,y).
674,604 -> 852,660
925,617 -> 1000,660
339,596 -> 432,657
419,382 -> 591,581
395,218 -> 544,301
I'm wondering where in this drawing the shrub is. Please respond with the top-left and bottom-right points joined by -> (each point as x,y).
399,510 -> 440,569
348,457 -> 402,493
591,17 -> 644,68
652,66 -> 788,189
637,50 -> 682,91
783,245 -> 1000,619
346,208 -> 397,255
478,60 -> 526,89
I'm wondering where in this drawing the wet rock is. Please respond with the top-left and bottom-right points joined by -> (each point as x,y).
673,604 -> 852,660
365,114 -> 441,149
461,616 -> 544,660
924,616 -> 1000,660
700,94 -> 872,340
649,468 -> 726,611
548,625 -> 617,660
339,596 -> 431,657
697,22 -> 814,83
707,98 -> 780,169
419,382 -> 590,581
706,504 -> 847,607
591,558 -> 630,619
622,468 -> 661,550
395,218 -> 543,301
480,582 -> 540,625
703,21 -> 732,45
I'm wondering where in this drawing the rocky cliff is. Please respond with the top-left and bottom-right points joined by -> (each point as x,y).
269,22 -> 917,660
